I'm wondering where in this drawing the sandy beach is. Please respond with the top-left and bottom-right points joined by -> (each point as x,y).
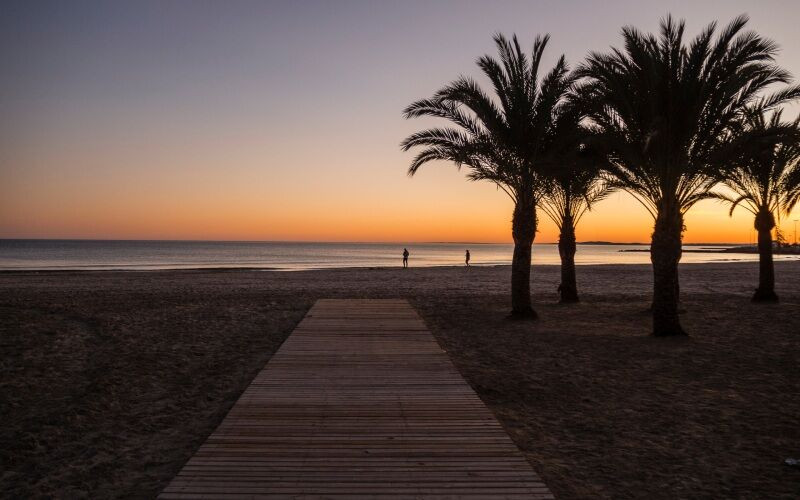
2,261 -> 799,498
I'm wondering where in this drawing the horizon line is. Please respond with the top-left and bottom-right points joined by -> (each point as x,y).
0,237 -> 754,246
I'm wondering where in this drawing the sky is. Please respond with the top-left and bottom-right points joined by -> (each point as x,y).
2,0 -> 800,243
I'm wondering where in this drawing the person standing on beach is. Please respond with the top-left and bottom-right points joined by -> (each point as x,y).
465,249 -> 470,267
402,248 -> 409,268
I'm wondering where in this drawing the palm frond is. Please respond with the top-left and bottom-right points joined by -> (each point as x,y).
402,33 -> 576,204
574,13 -> 800,225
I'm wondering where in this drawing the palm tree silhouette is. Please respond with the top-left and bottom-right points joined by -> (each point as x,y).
401,34 -> 577,318
574,15 -> 800,335
539,129 -> 611,303
713,108 -> 800,302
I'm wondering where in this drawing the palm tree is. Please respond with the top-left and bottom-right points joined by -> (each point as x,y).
714,108 -> 800,302
401,33 -> 579,318
573,15 -> 800,336
539,127 -> 611,303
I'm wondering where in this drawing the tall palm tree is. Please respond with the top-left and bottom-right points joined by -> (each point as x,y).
401,33 -> 579,318
714,108 -> 800,302
573,15 -> 800,336
539,135 -> 611,303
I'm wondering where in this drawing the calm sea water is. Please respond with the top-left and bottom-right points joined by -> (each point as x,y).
1,240 -> 796,271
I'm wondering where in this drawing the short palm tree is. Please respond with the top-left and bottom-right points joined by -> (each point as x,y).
714,108 -> 800,302
539,126 -> 611,303
401,33 -> 579,318
573,14 -> 800,335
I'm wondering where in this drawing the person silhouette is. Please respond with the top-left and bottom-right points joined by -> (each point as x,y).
465,249 -> 470,267
402,248 -> 409,268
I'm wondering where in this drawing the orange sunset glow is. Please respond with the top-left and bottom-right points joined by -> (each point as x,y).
0,161 -> 792,243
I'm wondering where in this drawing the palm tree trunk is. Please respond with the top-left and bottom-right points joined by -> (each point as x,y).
558,215 -> 579,303
650,205 -> 686,336
510,198 -> 537,319
753,209 -> 778,302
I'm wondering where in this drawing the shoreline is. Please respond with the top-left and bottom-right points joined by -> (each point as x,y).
622,247 -> 800,255
2,258 -> 798,274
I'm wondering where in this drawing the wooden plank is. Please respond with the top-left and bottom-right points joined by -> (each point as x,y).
160,299 -> 552,499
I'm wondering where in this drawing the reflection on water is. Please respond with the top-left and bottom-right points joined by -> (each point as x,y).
0,240 -> 797,271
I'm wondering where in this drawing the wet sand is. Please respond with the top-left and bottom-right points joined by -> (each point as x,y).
2,262 -> 799,498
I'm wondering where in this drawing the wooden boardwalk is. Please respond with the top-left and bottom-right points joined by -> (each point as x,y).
160,299 -> 552,499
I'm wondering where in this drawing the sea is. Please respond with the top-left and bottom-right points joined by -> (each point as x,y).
1,239 -> 797,271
